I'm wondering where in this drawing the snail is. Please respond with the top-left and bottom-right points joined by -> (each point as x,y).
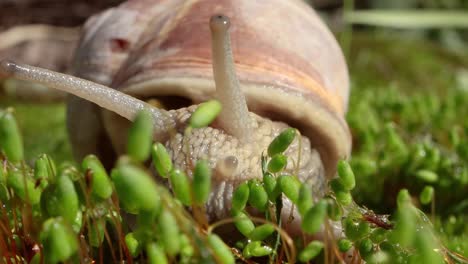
0,0 -> 350,235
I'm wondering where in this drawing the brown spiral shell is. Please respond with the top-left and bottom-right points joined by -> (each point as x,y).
71,0 -> 351,178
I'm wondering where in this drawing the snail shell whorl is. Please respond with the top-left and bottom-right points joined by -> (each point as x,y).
72,0 -> 351,178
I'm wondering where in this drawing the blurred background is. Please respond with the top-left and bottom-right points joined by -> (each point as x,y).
1,0 -> 467,94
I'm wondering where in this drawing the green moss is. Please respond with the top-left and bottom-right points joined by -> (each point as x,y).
349,32 -> 468,92
347,33 -> 468,257
0,99 -> 72,164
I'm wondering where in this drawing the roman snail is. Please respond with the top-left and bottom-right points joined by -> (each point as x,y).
0,0 -> 350,234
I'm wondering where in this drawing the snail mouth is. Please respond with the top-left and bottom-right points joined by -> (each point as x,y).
143,95 -> 193,110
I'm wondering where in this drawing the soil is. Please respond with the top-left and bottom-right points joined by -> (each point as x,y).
0,0 -> 123,29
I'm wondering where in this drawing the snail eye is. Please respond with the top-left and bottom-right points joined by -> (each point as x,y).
210,14 -> 230,32
216,155 -> 238,178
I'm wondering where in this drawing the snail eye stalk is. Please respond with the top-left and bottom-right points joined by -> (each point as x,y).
210,15 -> 252,142
0,60 -> 176,136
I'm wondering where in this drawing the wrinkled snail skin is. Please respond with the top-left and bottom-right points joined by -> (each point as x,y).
0,0 -> 351,237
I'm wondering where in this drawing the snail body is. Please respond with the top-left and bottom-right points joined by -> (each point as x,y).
0,0 -> 350,233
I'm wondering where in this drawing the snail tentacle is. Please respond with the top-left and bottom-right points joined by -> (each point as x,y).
210,15 -> 252,143
0,60 -> 177,136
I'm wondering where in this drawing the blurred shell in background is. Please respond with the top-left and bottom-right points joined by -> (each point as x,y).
0,0 -> 122,101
